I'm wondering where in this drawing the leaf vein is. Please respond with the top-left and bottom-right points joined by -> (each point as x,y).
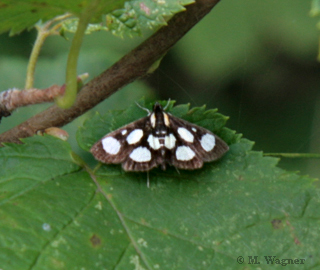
87,166 -> 153,270
28,185 -> 97,270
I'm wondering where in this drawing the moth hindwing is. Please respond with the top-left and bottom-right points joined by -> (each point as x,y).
90,102 -> 229,172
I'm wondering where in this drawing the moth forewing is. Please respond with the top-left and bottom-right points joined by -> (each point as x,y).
90,117 -> 149,164
167,114 -> 229,162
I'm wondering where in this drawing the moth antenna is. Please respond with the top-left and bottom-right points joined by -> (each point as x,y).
135,101 -> 151,114
163,98 -> 171,111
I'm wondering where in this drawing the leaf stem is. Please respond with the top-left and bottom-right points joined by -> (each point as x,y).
25,23 -> 51,89
264,153 -> 320,158
56,2 -> 99,108
25,14 -> 73,90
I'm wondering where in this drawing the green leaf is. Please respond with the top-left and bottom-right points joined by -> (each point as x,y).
1,103 -> 320,269
0,0 -> 126,35
106,0 -> 195,37
61,0 -> 195,37
0,0 -> 194,36
60,18 -> 109,35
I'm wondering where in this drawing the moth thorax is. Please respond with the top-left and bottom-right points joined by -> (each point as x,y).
150,109 -> 170,134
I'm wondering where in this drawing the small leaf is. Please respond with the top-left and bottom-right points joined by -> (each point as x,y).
1,0 -> 195,37
61,18 -> 109,34
0,0 -> 126,35
106,0 -> 195,37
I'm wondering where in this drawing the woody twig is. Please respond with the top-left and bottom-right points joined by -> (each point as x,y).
0,74 -> 87,121
0,86 -> 64,120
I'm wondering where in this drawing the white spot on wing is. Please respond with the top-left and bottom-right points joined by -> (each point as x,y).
102,137 -> 121,155
126,129 -> 143,144
130,147 -> 151,162
121,129 -> 127,135
176,146 -> 195,161
165,133 -> 176,149
201,134 -> 215,151
178,127 -> 194,142
148,134 -> 161,150
192,127 -> 197,132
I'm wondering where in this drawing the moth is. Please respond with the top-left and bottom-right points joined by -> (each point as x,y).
91,101 -> 229,174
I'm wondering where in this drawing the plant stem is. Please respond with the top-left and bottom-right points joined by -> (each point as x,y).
25,24 -> 51,89
56,2 -> 99,108
25,14 -> 73,90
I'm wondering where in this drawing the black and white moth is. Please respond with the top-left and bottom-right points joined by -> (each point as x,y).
91,101 -> 229,172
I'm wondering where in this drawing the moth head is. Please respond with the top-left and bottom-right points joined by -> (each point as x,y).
153,99 -> 171,112
152,102 -> 163,113
150,101 -> 171,134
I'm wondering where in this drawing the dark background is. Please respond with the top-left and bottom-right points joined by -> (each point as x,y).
0,0 -> 319,178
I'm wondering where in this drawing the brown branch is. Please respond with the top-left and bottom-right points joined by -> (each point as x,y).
0,85 -> 64,119
0,74 -> 87,121
0,0 -> 220,144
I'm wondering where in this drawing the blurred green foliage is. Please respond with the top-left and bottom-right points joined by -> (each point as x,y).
0,0 -> 319,178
